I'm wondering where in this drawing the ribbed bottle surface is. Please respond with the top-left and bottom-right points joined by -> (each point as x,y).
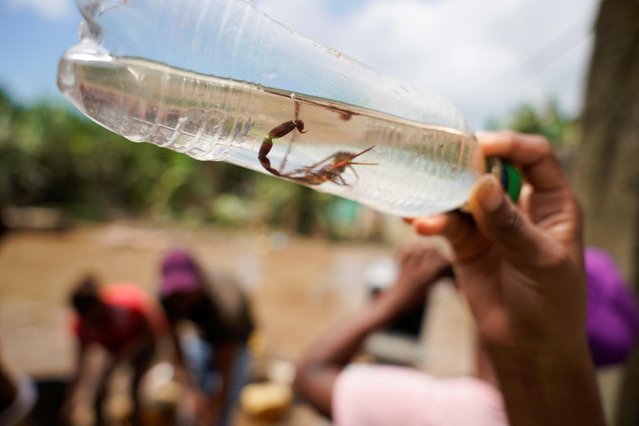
58,0 -> 484,217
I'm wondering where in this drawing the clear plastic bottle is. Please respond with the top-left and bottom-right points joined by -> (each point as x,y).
57,0 -> 506,217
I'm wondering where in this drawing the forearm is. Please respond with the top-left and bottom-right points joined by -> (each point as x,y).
302,295 -> 404,368
301,251 -> 447,370
294,295 -> 405,417
487,340 -> 604,426
63,346 -> 86,404
168,326 -> 198,387
297,243 -> 449,417
206,344 -> 237,423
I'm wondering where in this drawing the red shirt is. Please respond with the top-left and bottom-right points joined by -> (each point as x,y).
72,283 -> 165,353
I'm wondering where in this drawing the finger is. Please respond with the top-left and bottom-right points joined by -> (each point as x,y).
475,131 -> 548,163
412,214 -> 449,237
469,174 -> 551,261
475,131 -> 568,192
413,212 -> 491,265
518,182 -> 533,214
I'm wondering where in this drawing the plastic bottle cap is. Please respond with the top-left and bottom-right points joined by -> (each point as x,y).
500,162 -> 522,203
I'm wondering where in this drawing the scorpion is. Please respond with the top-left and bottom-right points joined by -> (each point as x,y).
258,101 -> 376,186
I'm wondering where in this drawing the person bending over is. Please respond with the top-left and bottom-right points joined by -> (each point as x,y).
63,276 -> 162,426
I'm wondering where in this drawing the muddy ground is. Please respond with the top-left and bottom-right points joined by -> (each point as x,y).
0,221 -> 621,424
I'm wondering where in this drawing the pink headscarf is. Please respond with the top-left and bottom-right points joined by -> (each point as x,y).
159,249 -> 202,297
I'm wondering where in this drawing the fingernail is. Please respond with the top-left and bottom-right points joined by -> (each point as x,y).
413,220 -> 429,235
474,130 -> 497,140
475,175 -> 503,212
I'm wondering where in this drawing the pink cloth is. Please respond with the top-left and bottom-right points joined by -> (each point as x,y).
333,365 -> 507,426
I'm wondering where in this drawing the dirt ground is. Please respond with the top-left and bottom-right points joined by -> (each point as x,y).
0,221 -> 621,424
0,221 -> 475,424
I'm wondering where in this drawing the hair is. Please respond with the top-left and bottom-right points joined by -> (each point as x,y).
69,275 -> 102,314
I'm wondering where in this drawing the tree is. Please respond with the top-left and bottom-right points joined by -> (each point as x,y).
571,0 -> 639,424
499,101 -> 577,148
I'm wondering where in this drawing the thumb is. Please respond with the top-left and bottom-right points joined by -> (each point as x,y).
469,175 -> 546,261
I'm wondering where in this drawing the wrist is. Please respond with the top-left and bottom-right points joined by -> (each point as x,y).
488,340 -> 604,426
488,338 -> 592,380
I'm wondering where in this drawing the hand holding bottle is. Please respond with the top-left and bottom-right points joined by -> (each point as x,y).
411,131 -> 604,426
413,131 -> 584,353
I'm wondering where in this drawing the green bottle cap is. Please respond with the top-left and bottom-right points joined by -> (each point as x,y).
500,161 -> 522,203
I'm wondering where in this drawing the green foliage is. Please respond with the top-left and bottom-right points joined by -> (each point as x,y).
487,100 -> 578,147
0,91 -> 221,219
1,89 -> 578,237
0,89 -> 341,234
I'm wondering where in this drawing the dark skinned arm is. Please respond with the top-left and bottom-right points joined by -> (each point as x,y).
202,342 -> 237,425
412,131 -> 605,426
60,342 -> 87,423
167,322 -> 202,389
294,245 -> 449,418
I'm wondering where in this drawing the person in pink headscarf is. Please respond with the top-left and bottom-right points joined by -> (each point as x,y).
158,249 -> 255,426
295,242 -> 509,426
295,240 -> 639,426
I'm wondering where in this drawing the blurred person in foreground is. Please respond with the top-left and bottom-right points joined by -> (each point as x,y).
158,249 -> 255,426
294,241 -> 505,425
297,131 -> 616,426
295,242 -> 638,425
62,276 -> 164,426
0,222 -> 38,425
0,352 -> 36,426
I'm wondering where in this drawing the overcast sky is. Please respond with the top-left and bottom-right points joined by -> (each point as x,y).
1,0 -> 600,128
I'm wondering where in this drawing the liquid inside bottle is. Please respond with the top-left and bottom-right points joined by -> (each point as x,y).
58,46 -> 484,218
